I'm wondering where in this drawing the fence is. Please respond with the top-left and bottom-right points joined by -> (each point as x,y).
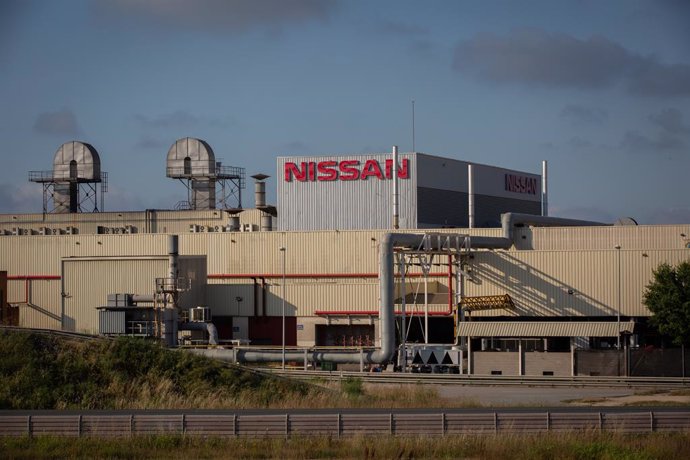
1,410 -> 689,438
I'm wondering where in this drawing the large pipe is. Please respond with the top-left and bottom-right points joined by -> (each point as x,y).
392,146 -> 399,229
180,321 -> 219,346
168,235 -> 179,282
195,213 -> 606,365
254,181 -> 266,208
542,160 -> 548,217
468,164 -> 475,228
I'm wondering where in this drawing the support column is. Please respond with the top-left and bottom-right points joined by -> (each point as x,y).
467,337 -> 473,375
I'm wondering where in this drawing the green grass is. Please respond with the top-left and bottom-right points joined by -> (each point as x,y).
0,330 -> 316,410
2,432 -> 690,459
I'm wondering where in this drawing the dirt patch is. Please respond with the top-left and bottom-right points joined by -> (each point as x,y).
567,391 -> 690,406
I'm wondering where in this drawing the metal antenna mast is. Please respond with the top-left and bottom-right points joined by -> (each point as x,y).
412,99 -> 416,152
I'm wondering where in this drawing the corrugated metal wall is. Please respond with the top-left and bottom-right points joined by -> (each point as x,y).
277,154 -> 418,231
0,209 -> 265,235
0,223 -> 688,333
63,258 -> 167,334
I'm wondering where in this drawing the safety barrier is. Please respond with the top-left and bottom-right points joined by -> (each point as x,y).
1,410 -> 689,438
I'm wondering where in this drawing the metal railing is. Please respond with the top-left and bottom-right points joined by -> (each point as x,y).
1,410 -> 688,438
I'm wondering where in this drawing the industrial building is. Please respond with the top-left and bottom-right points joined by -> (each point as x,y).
277,150 -> 542,230
1,139 -> 689,377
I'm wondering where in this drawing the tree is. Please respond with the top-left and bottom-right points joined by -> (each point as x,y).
643,261 -> 690,346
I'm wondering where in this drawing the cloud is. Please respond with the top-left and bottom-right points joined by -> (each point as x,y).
135,136 -> 167,150
620,130 -> 686,154
134,110 -> 232,130
33,109 -> 81,137
560,105 -> 608,125
282,141 -> 310,153
453,28 -> 690,97
135,111 -> 201,129
649,108 -> 690,135
379,21 -> 429,38
103,185 -> 147,212
647,207 -> 690,225
566,137 -> 592,149
0,182 -> 43,213
97,0 -> 337,34
621,108 -> 690,155
550,205 -> 615,223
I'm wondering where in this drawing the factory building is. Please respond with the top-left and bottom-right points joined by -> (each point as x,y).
277,151 -> 542,230
1,139 -> 689,377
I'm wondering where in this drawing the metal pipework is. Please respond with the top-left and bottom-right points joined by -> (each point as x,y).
168,234 -> 179,284
180,321 -> 219,346
542,160 -> 548,217
195,213 -> 607,365
468,164 -> 475,228
392,145 -> 399,229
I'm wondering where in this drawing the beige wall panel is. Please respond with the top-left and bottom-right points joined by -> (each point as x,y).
206,280 -> 256,316
63,259 -> 168,334
7,279 -> 62,329
524,352 -> 571,376
528,225 -> 690,251
467,250 -> 618,317
472,351 -> 519,375
263,279 -> 380,316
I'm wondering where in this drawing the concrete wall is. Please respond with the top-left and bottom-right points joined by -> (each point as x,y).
575,350 -> 624,376
524,352 -> 571,376
472,351 -> 519,375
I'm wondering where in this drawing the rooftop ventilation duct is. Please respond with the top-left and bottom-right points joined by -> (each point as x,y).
167,137 -> 217,210
29,141 -> 106,213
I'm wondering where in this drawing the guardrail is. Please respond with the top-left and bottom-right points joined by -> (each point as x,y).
1,410 -> 689,438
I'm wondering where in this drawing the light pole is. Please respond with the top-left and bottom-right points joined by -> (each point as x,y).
614,245 -> 621,349
279,246 -> 286,370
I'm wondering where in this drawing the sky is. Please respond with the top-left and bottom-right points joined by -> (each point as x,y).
1,0 -> 689,224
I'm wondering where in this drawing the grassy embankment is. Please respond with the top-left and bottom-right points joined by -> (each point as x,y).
3,432 -> 690,459
2,329 -> 690,458
0,329 -> 456,410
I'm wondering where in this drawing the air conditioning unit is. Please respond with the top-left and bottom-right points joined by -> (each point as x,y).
64,227 -> 76,235
199,225 -> 207,232
214,225 -> 222,232
241,223 -> 253,232
124,225 -> 134,234
189,224 -> 198,233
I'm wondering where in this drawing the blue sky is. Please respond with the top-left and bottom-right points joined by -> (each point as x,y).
1,0 -> 689,224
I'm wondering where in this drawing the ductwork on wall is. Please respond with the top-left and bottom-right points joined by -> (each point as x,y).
180,321 -> 219,346
194,213 -> 608,365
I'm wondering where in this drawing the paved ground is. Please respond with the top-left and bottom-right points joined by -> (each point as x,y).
366,382 -> 690,406
431,384 -> 636,406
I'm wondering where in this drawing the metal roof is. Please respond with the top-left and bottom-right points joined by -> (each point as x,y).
456,321 -> 636,338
